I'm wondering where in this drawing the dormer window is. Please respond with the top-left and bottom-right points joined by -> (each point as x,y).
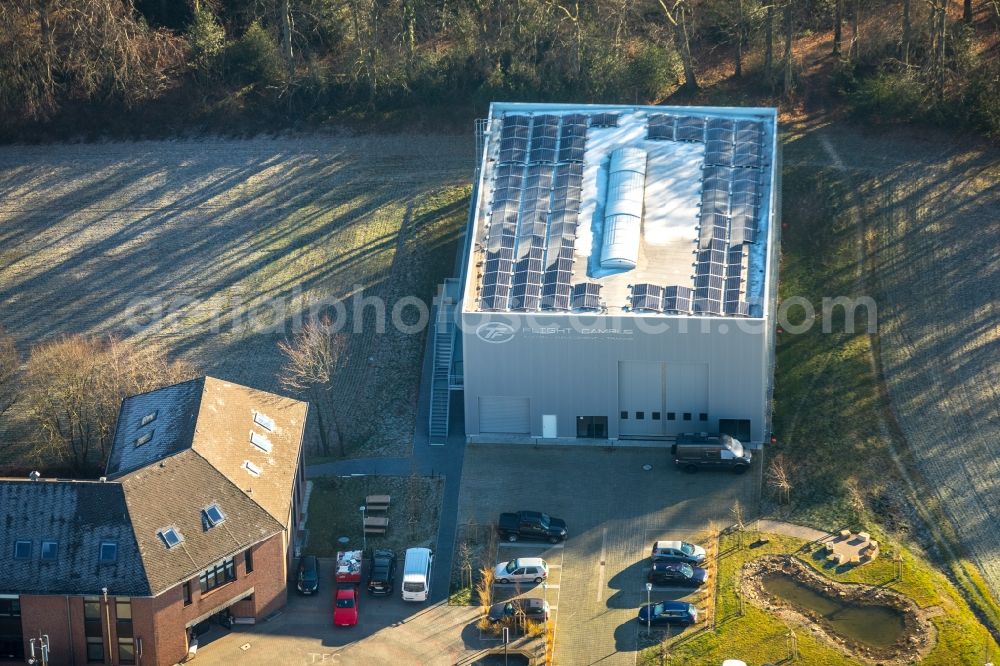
99,542 -> 118,563
41,541 -> 58,561
249,431 -> 272,453
203,504 -> 226,528
158,528 -> 183,549
13,540 -> 31,560
140,411 -> 158,427
253,412 -> 275,432
135,430 -> 154,447
243,460 -> 262,477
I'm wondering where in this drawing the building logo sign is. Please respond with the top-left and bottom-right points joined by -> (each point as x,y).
476,322 -> 516,344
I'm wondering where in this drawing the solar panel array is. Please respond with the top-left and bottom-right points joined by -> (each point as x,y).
480,113 -> 590,312
479,110 -> 770,316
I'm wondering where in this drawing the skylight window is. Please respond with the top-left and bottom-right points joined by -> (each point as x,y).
140,411 -> 158,427
253,411 -> 275,432
135,430 -> 154,447
249,431 -> 272,453
13,540 -> 31,560
243,460 -> 262,477
158,528 -> 183,550
41,541 -> 58,561
203,503 -> 226,528
99,541 -> 118,563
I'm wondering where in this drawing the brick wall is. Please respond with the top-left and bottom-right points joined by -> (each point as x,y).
2,532 -> 289,666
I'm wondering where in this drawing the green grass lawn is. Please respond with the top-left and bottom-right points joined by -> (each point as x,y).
643,531 -> 999,665
305,475 -> 444,556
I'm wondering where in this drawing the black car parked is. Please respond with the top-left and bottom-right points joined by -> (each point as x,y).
296,555 -> 319,595
647,561 -> 709,587
367,548 -> 397,595
497,511 -> 567,543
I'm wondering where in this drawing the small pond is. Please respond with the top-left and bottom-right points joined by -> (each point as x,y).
761,572 -> 906,649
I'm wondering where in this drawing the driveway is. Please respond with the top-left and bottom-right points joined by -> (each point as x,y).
455,443 -> 755,666
187,558 -> 483,666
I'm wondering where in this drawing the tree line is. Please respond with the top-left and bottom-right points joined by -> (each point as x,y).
0,1 -> 997,135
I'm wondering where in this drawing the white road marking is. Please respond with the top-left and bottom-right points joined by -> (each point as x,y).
596,527 -> 608,602
497,541 -> 564,549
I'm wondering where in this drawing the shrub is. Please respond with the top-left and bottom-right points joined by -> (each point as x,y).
224,21 -> 284,88
187,8 -> 225,80
848,71 -> 924,123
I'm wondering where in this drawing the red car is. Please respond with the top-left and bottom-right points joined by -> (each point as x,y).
333,585 -> 359,627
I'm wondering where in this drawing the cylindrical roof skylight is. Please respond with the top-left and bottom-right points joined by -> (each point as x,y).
600,147 -> 648,270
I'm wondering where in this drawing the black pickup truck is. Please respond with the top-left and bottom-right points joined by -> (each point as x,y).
497,511 -> 567,543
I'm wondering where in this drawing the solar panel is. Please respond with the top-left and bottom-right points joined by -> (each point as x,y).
498,137 -> 528,164
699,213 -> 728,247
527,115 -> 559,164
572,283 -> 602,311
591,113 -> 619,128
702,165 -> 732,190
630,283 -> 664,311
647,114 -> 676,141
733,141 -> 763,168
705,140 -> 734,167
675,116 -> 705,142
662,285 -> 692,313
693,296 -> 724,315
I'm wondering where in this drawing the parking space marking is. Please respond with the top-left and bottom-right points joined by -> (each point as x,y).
596,527 -> 607,602
497,542 -> 564,549
493,583 -> 561,589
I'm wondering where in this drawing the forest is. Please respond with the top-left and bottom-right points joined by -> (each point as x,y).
0,0 -> 998,138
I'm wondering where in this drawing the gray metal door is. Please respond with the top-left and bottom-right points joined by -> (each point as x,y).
479,396 -> 531,434
618,361 -> 664,437
664,364 -> 709,435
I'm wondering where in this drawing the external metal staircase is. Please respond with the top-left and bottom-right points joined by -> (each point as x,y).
428,280 -> 458,443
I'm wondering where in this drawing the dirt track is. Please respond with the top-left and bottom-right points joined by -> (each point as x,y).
0,134 -> 474,461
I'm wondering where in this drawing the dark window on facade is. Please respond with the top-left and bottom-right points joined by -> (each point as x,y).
667,412 -> 676,420
620,411 -> 628,419
699,413 -> 708,422
118,637 -> 136,664
199,557 -> 236,594
636,411 -> 645,420
0,598 -> 23,660
652,412 -> 661,420
86,637 -> 104,663
683,413 -> 692,421
12,541 -> 31,560
576,416 -> 608,439
245,548 -> 254,574
183,582 -> 192,606
84,597 -> 103,662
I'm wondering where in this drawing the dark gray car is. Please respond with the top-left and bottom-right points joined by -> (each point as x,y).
487,598 -> 550,623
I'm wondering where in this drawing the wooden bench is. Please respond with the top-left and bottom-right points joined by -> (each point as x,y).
364,516 -> 389,534
366,495 -> 391,512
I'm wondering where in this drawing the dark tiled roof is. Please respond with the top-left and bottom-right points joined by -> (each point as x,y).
105,377 -> 204,477
0,479 -> 149,596
119,449 -> 284,595
1,376 -> 308,598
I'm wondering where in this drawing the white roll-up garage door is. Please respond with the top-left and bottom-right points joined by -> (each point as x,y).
479,397 -> 531,434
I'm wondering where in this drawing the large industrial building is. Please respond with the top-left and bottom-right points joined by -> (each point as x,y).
452,102 -> 780,446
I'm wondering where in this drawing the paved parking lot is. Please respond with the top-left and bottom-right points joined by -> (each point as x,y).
455,443 -> 755,666
189,557 -> 481,666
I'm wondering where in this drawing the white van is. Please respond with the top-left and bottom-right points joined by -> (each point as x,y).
401,547 -> 433,602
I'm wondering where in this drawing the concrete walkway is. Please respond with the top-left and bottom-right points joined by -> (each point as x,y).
757,519 -> 832,543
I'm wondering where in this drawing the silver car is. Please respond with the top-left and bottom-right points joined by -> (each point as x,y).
494,557 -> 548,584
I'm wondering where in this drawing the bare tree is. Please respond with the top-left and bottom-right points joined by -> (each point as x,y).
902,0 -> 912,65
782,1 -> 794,98
21,335 -> 195,475
731,498 -> 747,547
767,454 -> 793,504
833,0 -> 843,55
279,319 -> 348,457
0,328 -> 18,420
656,0 -> 698,91
764,2 -> 775,88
